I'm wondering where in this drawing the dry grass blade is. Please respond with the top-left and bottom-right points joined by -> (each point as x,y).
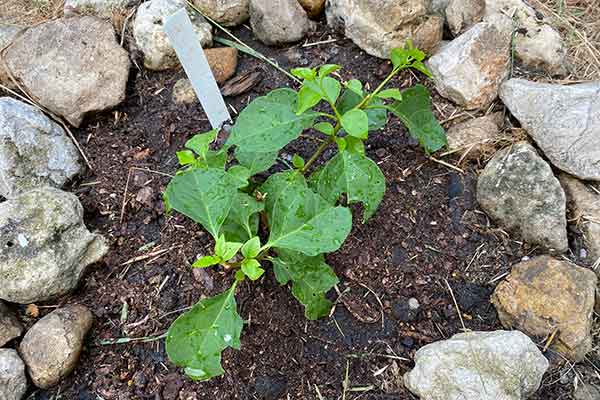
0,0 -> 65,25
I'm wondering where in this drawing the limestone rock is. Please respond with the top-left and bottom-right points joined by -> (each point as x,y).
0,301 -> 23,347
446,0 -> 485,36
0,97 -> 82,199
0,349 -> 27,400
477,142 -> 568,252
326,0 -> 443,58
560,174 -> 600,261
134,0 -> 212,70
404,330 -> 548,400
0,187 -> 109,304
190,0 -> 249,26
249,0 -> 312,45
0,25 -> 24,89
298,0 -> 325,18
172,78 -> 197,104
64,0 -> 131,17
431,0 -> 450,16
3,17 -> 130,127
20,305 -> 93,388
500,79 -> 600,181
426,15 -> 512,109
492,256 -> 596,362
446,113 -> 501,159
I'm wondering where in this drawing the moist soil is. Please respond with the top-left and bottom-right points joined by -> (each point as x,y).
7,21 -> 595,400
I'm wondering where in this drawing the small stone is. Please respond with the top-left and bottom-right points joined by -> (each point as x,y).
390,246 -> 406,266
446,113 -> 501,160
0,301 -> 23,347
574,384 -> 600,400
204,47 -> 238,83
408,298 -> 420,311
492,256 -> 597,362
0,25 -> 24,89
249,0 -> 312,45
0,97 -> 82,199
500,79 -> 600,181
0,349 -> 28,400
172,78 -> 197,105
254,375 -> 288,400
401,337 -> 415,348
404,330 -> 548,400
297,0 -> 325,18
426,15 -> 512,109
64,0 -> 131,18
190,0 -> 249,26
476,142 -> 568,252
133,0 -> 212,71
392,298 -> 419,322
446,0 -> 485,35
20,305 -> 94,389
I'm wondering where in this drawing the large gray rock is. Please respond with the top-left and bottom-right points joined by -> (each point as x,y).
500,79 -> 600,182
0,301 -> 23,347
0,25 -> 24,89
0,349 -> 27,400
191,0 -> 249,26
477,142 -> 568,252
0,187 -> 109,304
133,0 -> 212,70
446,0 -> 485,36
64,0 -> 131,17
3,17 -> 130,127
20,305 -> 93,389
404,330 -> 548,400
0,97 -> 82,199
326,0 -> 443,59
249,0 -> 312,45
426,15 -> 512,109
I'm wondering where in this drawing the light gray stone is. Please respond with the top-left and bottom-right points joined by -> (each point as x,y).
0,349 -> 27,400
172,78 -> 197,104
431,0 -> 450,16
133,0 -> 212,71
190,0 -> 249,26
446,113 -> 501,159
0,187 -> 109,304
500,79 -> 600,181
0,25 -> 24,89
575,384 -> 600,400
64,0 -> 131,17
3,17 -> 130,128
249,0 -> 311,45
477,142 -> 568,252
0,301 -> 23,347
446,0 -> 485,35
404,330 -> 549,400
0,97 -> 82,199
426,15 -> 512,109
20,305 -> 93,389
326,0 -> 443,59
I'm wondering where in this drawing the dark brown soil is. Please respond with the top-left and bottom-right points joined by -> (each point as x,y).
6,21 -> 595,400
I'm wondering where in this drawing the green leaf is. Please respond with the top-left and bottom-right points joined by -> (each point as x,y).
376,88 -> 403,101
335,137 -> 347,151
411,60 -> 432,78
227,89 -> 317,153
234,149 -> 278,175
220,192 -> 264,242
387,85 -> 447,154
215,235 -> 243,261
313,122 -> 335,136
310,151 -> 385,222
292,154 -> 305,169
272,250 -> 339,320
291,67 -> 316,80
321,77 -> 341,104
166,283 -> 243,381
164,168 -> 237,239
235,269 -> 245,281
241,236 -> 261,259
341,109 -> 369,139
318,64 -> 341,77
297,85 -> 322,115
192,255 -> 221,268
241,259 -> 265,281
177,150 -> 196,166
345,79 -> 363,97
391,48 -> 409,69
345,136 -> 365,155
337,88 -> 387,131
185,130 -> 217,158
227,165 -> 251,188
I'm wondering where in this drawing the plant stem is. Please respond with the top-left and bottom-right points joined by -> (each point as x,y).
355,63 -> 410,110
302,134 -> 337,174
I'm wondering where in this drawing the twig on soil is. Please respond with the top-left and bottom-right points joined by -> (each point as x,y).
302,38 -> 338,48
120,7 -> 137,47
427,156 -> 465,174
120,245 -> 183,266
119,167 -> 133,224
543,327 -> 560,352
342,360 -> 350,400
314,385 -> 325,400
98,332 -> 167,345
444,279 -> 467,332
358,282 -> 386,330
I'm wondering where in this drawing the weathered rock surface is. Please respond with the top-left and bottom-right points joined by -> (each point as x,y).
477,142 -> 568,252
0,25 -> 23,89
249,0 -> 312,45
326,0 -> 443,58
134,0 -> 212,70
203,47 -> 238,83
500,79 -> 600,181
404,330 -> 548,400
191,0 -> 249,26
446,113 -> 501,159
298,0 -> 325,18
0,97 -> 82,199
426,15 -> 512,109
0,187 -> 109,304
0,301 -> 23,347
446,0 -> 485,35
64,0 -> 131,17
431,0 -> 449,16
0,349 -> 27,400
3,17 -> 130,127
172,78 -> 197,105
575,384 -> 600,400
20,305 -> 93,388
560,174 -> 600,261
492,256 -> 596,362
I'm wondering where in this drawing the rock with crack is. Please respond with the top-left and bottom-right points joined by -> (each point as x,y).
446,113 -> 502,160
492,256 -> 596,362
426,15 -> 512,109
249,0 -> 312,45
0,25 -> 24,90
0,349 -> 27,400
134,0 -> 212,70
0,187 -> 109,304
404,330 -> 548,400
0,97 -> 82,199
190,0 -> 249,26
0,301 -> 23,347
3,17 -> 130,127
64,0 -> 132,17
446,0 -> 485,36
477,142 -> 568,252
560,174 -> 600,261
326,0 -> 443,58
500,79 -> 600,182
20,305 -> 93,388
